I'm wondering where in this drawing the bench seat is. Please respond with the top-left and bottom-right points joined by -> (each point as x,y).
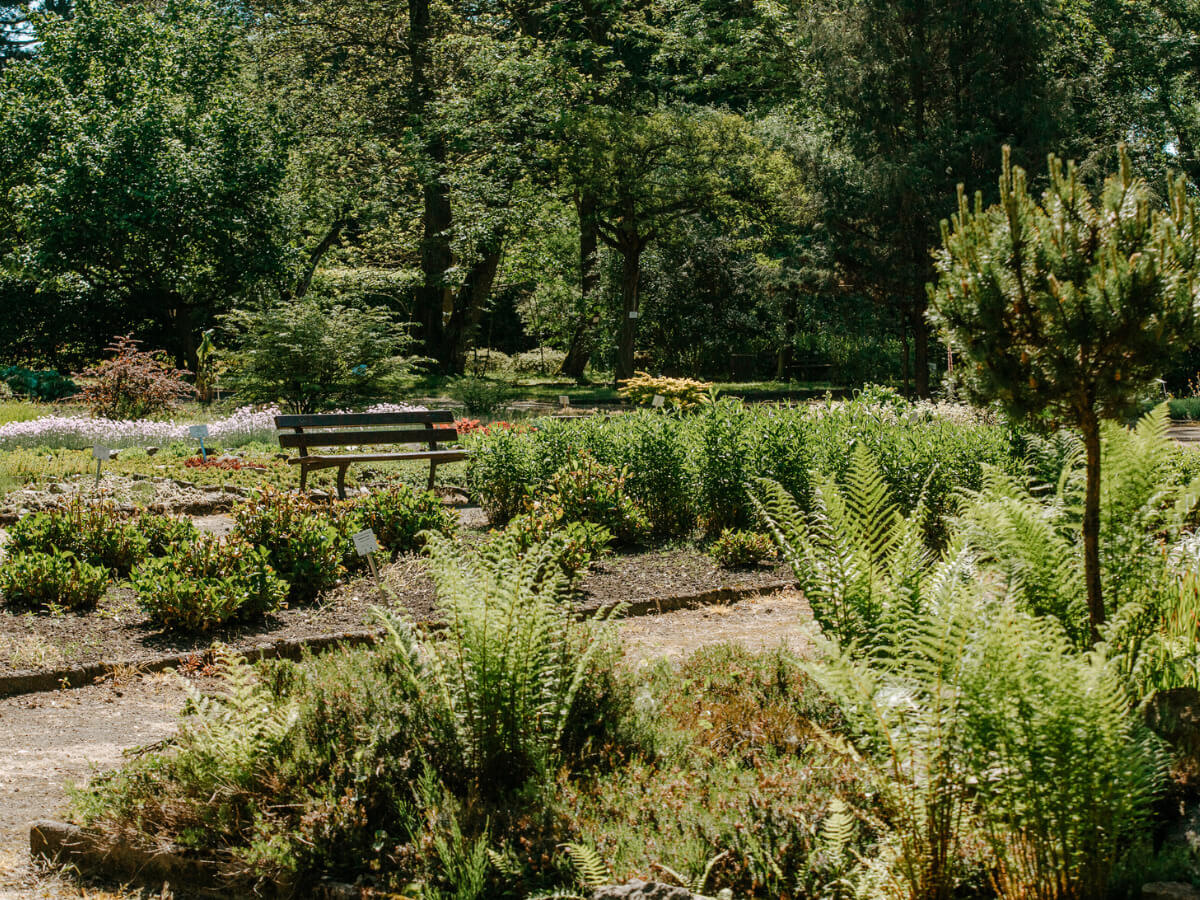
274,410 -> 470,499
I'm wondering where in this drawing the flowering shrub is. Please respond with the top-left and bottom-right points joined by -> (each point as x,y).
0,549 -> 110,611
184,456 -> 267,471
77,335 -> 197,419
132,534 -> 288,631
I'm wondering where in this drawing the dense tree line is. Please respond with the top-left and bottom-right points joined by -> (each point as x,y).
0,0 -> 1197,391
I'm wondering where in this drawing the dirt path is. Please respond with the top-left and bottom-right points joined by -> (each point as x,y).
0,588 -> 811,898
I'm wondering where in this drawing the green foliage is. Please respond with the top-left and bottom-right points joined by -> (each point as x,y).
750,447 -> 938,653
8,497 -> 149,576
931,146 -> 1200,427
222,299 -> 412,414
446,376 -> 512,417
132,534 -> 288,631
708,529 -> 775,568
231,487 -> 344,603
542,454 -> 650,547
342,484 -> 455,559
0,548 -> 110,611
1168,397 -> 1200,420
420,530 -> 625,794
500,512 -> 612,581
135,512 -> 200,557
465,426 -> 538,525
966,406 -> 1200,651
695,398 -> 753,534
0,366 -> 76,401
0,0 -> 289,362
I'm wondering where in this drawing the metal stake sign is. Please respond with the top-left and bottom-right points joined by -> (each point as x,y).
189,424 -> 210,461
92,444 -> 111,487
353,528 -> 381,581
651,394 -> 666,408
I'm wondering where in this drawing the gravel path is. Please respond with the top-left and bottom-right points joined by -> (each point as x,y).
0,588 -> 811,898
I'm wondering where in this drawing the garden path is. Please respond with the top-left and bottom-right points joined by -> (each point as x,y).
0,588 -> 811,898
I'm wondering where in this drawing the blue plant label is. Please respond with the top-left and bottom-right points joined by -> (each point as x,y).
188,424 -> 209,440
353,529 -> 380,557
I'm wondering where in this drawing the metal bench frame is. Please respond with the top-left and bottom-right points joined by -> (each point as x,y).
274,410 -> 469,499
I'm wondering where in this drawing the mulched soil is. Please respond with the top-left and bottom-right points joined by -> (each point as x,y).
0,543 -> 792,678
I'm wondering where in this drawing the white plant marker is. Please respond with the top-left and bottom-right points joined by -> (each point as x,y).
651,394 -> 666,408
92,444 -> 112,487
189,423 -> 209,461
627,310 -> 639,319
558,395 -> 570,408
353,528 -> 381,581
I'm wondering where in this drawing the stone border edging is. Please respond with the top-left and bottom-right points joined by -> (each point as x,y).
0,579 -> 797,699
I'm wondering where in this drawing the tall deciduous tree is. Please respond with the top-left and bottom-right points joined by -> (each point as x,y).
810,0 -> 1060,396
929,146 -> 1200,641
0,0 -> 289,365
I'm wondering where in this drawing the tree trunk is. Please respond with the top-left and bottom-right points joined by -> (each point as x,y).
615,240 -> 641,382
294,218 -> 346,301
912,304 -> 930,398
560,192 -> 600,381
418,141 -> 453,367
442,249 -> 502,374
1081,409 -> 1106,644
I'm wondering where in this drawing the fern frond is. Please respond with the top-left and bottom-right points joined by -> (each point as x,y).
560,842 -> 610,888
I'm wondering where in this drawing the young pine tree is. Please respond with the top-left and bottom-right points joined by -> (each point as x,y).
929,146 -> 1200,642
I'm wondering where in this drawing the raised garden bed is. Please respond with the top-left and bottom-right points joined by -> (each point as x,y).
0,546 -> 793,686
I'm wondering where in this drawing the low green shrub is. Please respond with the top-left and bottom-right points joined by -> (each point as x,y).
708,529 -> 775,568
341,485 -> 455,558
501,510 -> 612,580
132,535 -> 288,631
1,365 -> 77,401
465,426 -> 538,525
0,549 -> 110,610
134,511 -> 200,556
1169,396 -> 1200,420
8,498 -> 149,576
543,454 -> 650,547
447,375 -> 511,417
231,487 -> 344,603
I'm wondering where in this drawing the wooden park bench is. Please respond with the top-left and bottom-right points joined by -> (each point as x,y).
275,410 -> 469,499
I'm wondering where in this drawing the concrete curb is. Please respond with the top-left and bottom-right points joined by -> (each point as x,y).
0,579 -> 797,699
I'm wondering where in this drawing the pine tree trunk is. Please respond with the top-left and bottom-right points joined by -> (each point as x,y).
1081,409 -> 1106,644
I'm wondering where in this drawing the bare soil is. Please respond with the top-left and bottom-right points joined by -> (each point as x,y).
0,531 -> 791,676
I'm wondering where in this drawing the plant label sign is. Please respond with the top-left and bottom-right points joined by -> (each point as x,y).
627,310 -> 639,319
651,394 -> 666,408
558,395 -> 570,408
353,529 -> 380,557
188,424 -> 209,440
92,445 -> 112,461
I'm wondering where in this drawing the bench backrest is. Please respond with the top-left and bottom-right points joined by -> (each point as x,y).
275,410 -> 459,452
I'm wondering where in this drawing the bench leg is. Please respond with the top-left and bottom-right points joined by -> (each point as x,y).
300,465 -> 308,493
428,461 -> 438,492
336,465 -> 349,501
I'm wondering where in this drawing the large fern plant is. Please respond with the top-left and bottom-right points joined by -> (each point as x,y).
417,531 -> 620,796
749,445 -> 968,656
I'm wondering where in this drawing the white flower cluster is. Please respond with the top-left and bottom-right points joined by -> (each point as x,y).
0,401 -> 432,451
